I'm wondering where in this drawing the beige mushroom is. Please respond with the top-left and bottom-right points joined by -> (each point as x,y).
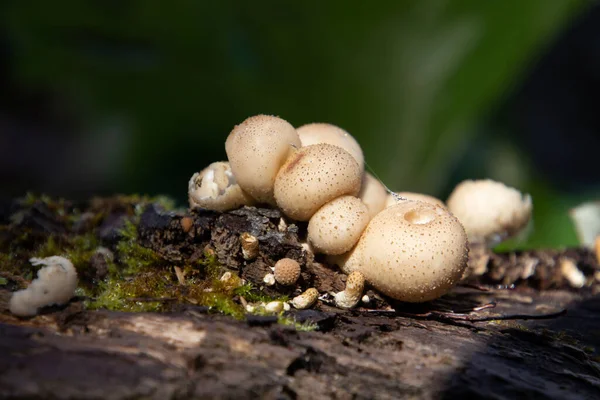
334,271 -> 365,309
307,196 -> 370,255
342,201 -> 468,302
240,232 -> 259,260
273,258 -> 301,286
188,161 -> 254,212
446,179 -> 532,245
274,144 -> 362,221
385,191 -> 445,209
296,123 -> 364,172
225,115 -> 301,205
291,288 -> 319,309
358,172 -> 388,218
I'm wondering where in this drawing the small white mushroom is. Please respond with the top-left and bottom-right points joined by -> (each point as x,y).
225,115 -> 301,205
560,258 -> 586,288
219,271 -> 242,290
385,191 -> 445,209
220,271 -> 233,282
10,256 -> 78,317
308,196 -> 370,255
274,143 -> 362,221
446,179 -> 532,245
291,288 -> 319,309
277,218 -> 288,232
342,201 -> 469,302
296,122 -> 365,172
334,271 -> 365,309
240,232 -> 259,260
358,172 -> 388,218
264,301 -> 284,314
263,273 -> 276,286
188,161 -> 254,212
274,258 -> 301,286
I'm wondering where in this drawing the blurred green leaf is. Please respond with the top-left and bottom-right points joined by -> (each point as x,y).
2,1 -> 587,248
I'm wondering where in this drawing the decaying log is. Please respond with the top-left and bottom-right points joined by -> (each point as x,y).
138,205 -> 347,296
1,197 -> 600,399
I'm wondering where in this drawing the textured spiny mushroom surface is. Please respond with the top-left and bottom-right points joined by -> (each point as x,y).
446,179 -> 532,245
188,161 -> 254,212
296,123 -> 364,172
225,114 -> 301,205
342,201 -> 469,302
273,258 -> 301,286
274,143 -> 362,221
308,196 -> 370,255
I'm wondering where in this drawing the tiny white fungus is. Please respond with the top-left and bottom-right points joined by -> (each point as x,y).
10,256 -> 78,317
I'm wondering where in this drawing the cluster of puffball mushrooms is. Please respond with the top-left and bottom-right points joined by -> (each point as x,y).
8,114 -> 532,317
189,114 -> 533,308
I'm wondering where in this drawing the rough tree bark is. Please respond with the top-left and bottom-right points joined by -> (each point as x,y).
1,198 -> 600,399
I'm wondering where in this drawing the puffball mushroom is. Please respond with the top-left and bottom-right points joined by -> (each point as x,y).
446,179 -> 532,245
342,201 -> 468,302
273,258 -> 301,286
188,161 -> 255,212
385,191 -> 445,209
9,256 -> 78,317
274,143 -> 362,221
225,114 -> 301,205
296,123 -> 364,172
358,172 -> 388,218
308,196 -> 370,255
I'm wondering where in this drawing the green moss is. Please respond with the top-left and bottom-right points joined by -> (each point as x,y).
20,192 -> 81,227
113,194 -> 177,214
277,315 -> 318,332
234,282 -> 289,304
195,291 -> 245,319
195,251 -> 224,278
0,252 -> 19,275
2,194 -> 291,322
116,219 -> 164,275
0,277 -> 7,286
87,270 -> 173,312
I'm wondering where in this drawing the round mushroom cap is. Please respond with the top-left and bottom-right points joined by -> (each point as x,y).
274,143 -> 362,221
296,123 -> 364,172
308,196 -> 370,255
274,258 -> 301,286
188,162 -> 255,212
385,192 -> 445,209
344,201 -> 468,302
446,179 -> 532,244
225,115 -> 301,205
358,172 -> 388,218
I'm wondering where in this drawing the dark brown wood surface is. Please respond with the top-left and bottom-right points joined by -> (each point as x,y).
1,198 -> 600,399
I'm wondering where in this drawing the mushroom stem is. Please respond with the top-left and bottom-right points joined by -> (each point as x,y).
334,271 -> 365,309
291,288 -> 319,309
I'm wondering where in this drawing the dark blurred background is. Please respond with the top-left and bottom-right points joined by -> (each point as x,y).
1,0 -> 598,248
